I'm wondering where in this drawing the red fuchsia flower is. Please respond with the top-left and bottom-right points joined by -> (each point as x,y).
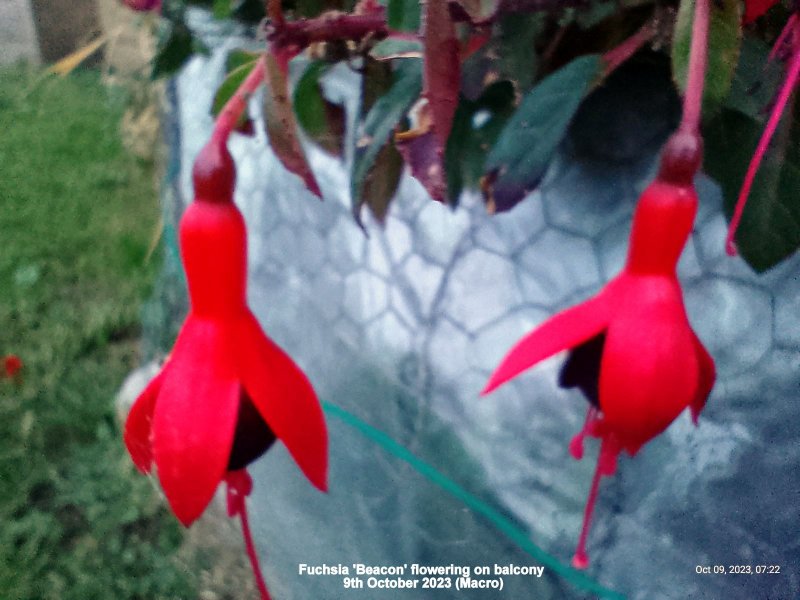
727,12 -> 800,255
482,132 -> 716,569
3,355 -> 23,379
123,136 -> 328,597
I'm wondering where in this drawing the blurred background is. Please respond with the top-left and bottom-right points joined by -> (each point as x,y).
2,2 -> 799,600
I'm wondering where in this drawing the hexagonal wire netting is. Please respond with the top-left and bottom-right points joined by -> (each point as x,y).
145,10 -> 800,600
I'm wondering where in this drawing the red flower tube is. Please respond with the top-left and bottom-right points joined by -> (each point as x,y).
482,132 -> 715,569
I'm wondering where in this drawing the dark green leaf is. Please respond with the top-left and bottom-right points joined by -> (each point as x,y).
725,37 -> 783,119
388,0 -> 421,32
352,59 -> 423,223
151,21 -> 194,79
293,61 -> 346,155
211,58 -> 259,121
704,108 -> 800,271
672,0 -> 742,110
461,13 -> 544,99
445,81 -> 516,203
263,53 -> 322,197
483,54 -> 603,212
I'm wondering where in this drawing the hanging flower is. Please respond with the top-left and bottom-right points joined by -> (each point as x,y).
482,132 -> 716,569
123,137 -> 328,527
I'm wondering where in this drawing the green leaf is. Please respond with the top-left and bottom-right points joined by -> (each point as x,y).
151,21 -> 194,79
213,0 -> 232,19
387,0 -> 421,32
672,0 -> 742,110
704,108 -> 800,271
293,61 -> 346,156
725,36 -> 783,119
483,54 -> 603,212
226,49 -> 261,72
352,59 -> 423,223
211,58 -> 259,121
445,81 -> 516,203
263,53 -> 322,197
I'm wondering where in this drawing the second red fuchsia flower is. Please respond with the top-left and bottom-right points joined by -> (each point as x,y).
482,132 -> 716,569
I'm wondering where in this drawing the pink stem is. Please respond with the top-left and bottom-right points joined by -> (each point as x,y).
726,32 -> 800,256
680,0 -> 710,135
212,57 -> 267,143
227,471 -> 271,600
571,440 -> 606,570
239,500 -> 272,600
769,13 -> 798,62
602,19 -> 656,75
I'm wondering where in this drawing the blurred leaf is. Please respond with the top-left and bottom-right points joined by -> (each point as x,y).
423,0 -> 460,146
388,0 -> 421,32
226,49 -> 261,71
211,57 -> 259,124
705,107 -> 800,271
294,61 -> 346,155
461,13 -> 544,99
263,53 -> 322,197
672,0 -> 742,110
213,0 -> 232,18
370,39 -> 423,60
152,20 -> 195,78
572,0 -> 617,29
352,59 -> 423,224
483,54 -> 602,212
360,143 -> 404,223
725,37 -> 783,119
446,81 -> 515,202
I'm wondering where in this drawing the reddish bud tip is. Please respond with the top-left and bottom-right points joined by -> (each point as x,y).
657,131 -> 703,186
121,0 -> 161,12
192,137 -> 236,203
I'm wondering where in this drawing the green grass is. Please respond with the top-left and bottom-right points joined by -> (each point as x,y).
0,66 -> 195,599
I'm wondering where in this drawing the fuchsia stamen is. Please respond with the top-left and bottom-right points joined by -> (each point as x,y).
726,17 -> 800,256
227,471 -> 271,600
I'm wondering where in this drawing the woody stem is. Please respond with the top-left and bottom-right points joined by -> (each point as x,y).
212,57 -> 267,144
680,0 -> 710,135
239,498 -> 272,600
